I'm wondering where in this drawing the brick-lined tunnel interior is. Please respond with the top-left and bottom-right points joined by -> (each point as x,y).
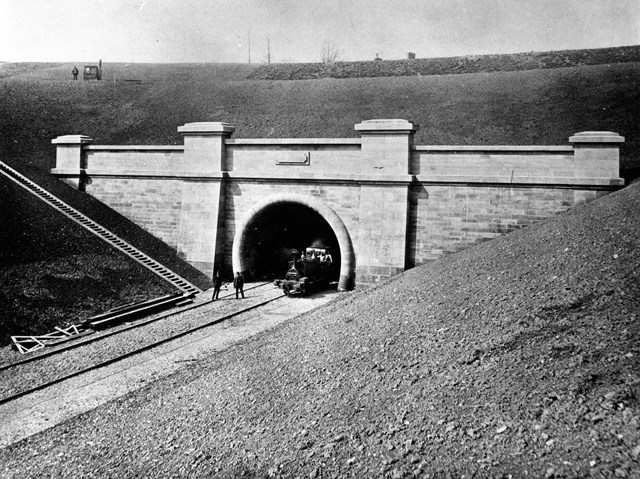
241,202 -> 341,283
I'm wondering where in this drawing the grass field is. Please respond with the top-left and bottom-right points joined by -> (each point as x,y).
0,49 -> 639,344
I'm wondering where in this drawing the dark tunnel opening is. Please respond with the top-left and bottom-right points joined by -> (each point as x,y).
242,202 -> 341,285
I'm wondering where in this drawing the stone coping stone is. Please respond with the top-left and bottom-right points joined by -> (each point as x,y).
413,145 -> 573,152
177,122 -> 236,135
51,135 -> 93,145
226,138 -> 361,146
354,118 -> 419,133
569,131 -> 625,143
85,145 -> 185,151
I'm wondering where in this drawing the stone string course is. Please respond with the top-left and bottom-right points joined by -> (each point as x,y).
51,121 -> 624,288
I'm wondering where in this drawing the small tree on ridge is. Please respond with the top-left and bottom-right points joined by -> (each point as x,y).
320,41 -> 341,63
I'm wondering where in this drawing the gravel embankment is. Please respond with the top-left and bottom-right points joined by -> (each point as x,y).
0,284 -> 279,400
1,183 -> 639,478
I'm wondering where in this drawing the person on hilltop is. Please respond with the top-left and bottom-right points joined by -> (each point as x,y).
72,66 -> 79,80
233,272 -> 245,299
211,271 -> 223,301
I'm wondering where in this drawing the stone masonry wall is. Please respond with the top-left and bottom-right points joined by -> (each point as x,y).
407,184 -> 604,266
86,178 -> 183,251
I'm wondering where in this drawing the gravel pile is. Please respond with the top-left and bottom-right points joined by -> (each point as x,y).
1,183 -> 639,478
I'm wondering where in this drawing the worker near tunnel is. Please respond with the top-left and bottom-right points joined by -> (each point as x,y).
234,272 -> 245,299
211,271 -> 223,301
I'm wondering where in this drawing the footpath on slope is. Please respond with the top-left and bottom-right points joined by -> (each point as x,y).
0,184 -> 639,478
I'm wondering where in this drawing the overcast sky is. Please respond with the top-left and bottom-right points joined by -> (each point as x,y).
1,0 -> 639,63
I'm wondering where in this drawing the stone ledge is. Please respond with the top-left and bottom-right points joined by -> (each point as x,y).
355,119 -> 419,134
224,171 -> 413,184
177,122 -> 236,135
50,168 -> 625,187
569,131 -> 625,143
51,168 -> 224,179
226,138 -> 361,146
51,135 -> 93,145
414,174 -> 625,187
413,145 -> 573,153
85,145 -> 184,151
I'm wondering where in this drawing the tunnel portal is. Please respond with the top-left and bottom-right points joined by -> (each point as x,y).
241,202 -> 341,284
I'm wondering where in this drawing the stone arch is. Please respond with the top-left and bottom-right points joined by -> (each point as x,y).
232,193 -> 356,291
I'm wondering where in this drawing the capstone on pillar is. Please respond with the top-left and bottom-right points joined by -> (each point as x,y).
177,122 -> 235,172
354,119 -> 419,175
51,134 -> 93,189
569,131 -> 625,183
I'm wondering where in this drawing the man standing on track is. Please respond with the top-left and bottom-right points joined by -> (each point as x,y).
211,271 -> 223,301
233,272 -> 245,299
72,66 -> 79,80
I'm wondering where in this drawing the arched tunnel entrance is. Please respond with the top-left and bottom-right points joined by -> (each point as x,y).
243,202 -> 341,283
232,194 -> 356,291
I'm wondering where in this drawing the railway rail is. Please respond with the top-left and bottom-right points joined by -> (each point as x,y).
0,282 -> 278,406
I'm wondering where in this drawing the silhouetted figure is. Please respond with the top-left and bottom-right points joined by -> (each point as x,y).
212,271 -> 223,301
72,66 -> 79,80
233,272 -> 245,299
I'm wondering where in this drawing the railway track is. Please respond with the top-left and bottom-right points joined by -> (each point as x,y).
0,285 -> 340,449
0,282 -> 280,406
0,160 -> 200,295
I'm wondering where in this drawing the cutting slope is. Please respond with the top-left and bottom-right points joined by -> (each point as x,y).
0,61 -> 638,177
0,174 -> 178,343
2,175 -> 638,478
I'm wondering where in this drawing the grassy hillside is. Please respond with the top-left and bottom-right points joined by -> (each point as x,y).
1,60 -> 638,179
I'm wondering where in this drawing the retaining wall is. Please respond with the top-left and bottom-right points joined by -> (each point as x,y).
51,121 -> 624,286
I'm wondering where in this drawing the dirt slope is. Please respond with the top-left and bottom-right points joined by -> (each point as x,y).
1,182 -> 638,478
0,174 -> 179,344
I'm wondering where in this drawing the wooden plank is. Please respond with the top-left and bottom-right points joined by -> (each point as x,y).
34,333 -> 66,340
54,326 -> 73,337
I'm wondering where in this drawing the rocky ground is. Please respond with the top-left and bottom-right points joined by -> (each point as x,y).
1,183 -> 639,478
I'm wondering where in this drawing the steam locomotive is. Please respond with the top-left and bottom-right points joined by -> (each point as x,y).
274,246 -> 333,296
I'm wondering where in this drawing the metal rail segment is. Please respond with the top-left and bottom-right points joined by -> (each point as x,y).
0,286 -> 281,406
0,160 -> 200,295
0,282 -> 271,372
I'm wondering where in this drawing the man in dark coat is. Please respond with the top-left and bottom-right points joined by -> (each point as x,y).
233,272 -> 245,299
211,271 -> 223,301
72,66 -> 79,80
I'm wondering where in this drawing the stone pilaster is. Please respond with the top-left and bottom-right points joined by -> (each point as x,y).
354,119 -> 418,175
177,122 -> 235,278
569,131 -> 625,184
50,135 -> 93,189
177,122 -> 235,172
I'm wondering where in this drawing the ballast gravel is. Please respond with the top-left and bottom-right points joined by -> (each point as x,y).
1,182 -> 639,478
0,283 -> 279,400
